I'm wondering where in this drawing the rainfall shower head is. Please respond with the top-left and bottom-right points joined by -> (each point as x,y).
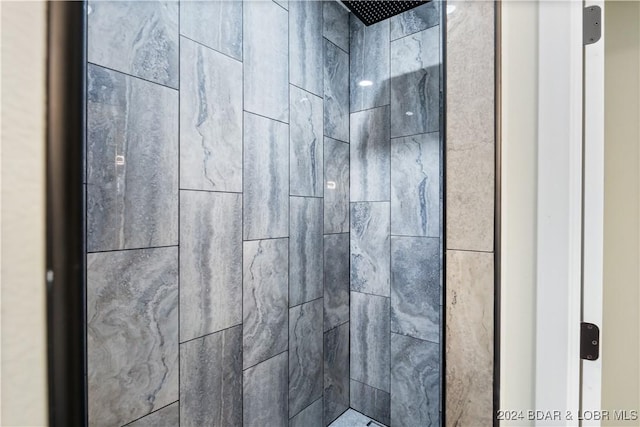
340,0 -> 431,26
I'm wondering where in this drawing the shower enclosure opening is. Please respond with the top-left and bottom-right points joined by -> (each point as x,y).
84,0 -> 444,426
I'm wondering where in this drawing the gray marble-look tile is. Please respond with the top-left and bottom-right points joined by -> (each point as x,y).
350,380 -> 390,426
244,0 -> 289,122
290,197 -> 323,306
390,26 -> 440,138
243,238 -> 289,368
350,106 -> 391,202
125,402 -> 179,427
180,190 -> 242,342
180,0 -> 242,60
324,233 -> 350,331
289,299 -> 324,418
323,1 -> 349,53
391,237 -> 440,343
244,351 -> 289,427
87,247 -> 178,426
390,1 -> 440,40
350,292 -> 390,392
324,322 -> 350,426
391,333 -> 440,427
446,250 -> 494,425
180,325 -> 242,427
290,86 -> 324,197
87,64 -> 178,252
350,202 -> 390,297
244,112 -> 289,240
446,0 -> 495,252
324,39 -> 349,143
290,398 -> 323,427
290,0 -> 323,96
350,17 -> 390,112
324,137 -> 350,234
391,132 -> 440,237
88,1 -> 178,88
180,37 -> 242,192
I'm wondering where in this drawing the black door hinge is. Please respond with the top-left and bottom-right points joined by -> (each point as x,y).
584,5 -> 602,45
580,322 -> 600,361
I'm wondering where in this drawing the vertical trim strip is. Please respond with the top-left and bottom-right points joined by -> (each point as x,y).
46,1 -> 88,425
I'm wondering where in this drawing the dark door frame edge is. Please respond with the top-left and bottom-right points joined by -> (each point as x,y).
46,1 -> 87,426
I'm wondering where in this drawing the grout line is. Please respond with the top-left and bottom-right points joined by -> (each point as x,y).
87,62 -> 179,91
390,129 -> 441,141
289,295 -> 324,310
120,400 -> 180,427
86,244 -> 178,255
349,103 -> 391,116
323,36 -> 349,56
179,187 -> 242,195
179,323 -> 243,346
446,247 -> 494,255
243,236 -> 289,243
243,109 -> 290,126
242,348 -> 289,372
179,34 -> 243,64
177,2 -> 181,425
290,81 -> 324,100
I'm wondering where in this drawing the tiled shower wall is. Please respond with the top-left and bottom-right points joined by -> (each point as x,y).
85,1 -> 351,426
348,2 -> 442,426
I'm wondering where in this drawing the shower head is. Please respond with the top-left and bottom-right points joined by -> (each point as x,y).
340,0 -> 431,26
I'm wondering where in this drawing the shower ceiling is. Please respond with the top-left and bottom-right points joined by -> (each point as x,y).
340,0 -> 430,26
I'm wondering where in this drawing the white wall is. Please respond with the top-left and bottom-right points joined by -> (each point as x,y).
601,2 -> 640,424
0,1 -> 49,425
500,1 -> 538,424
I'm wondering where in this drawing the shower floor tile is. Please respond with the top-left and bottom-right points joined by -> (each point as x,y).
329,409 -> 388,427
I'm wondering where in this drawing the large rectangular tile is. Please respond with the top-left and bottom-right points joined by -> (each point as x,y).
290,86 -> 324,197
243,352 -> 289,427
350,292 -> 390,392
87,64 -> 178,252
391,237 -> 440,343
350,106 -> 391,202
180,325 -> 242,427
350,202 -> 390,297
88,1 -> 178,88
180,37 -> 242,192
127,402 -> 179,427
446,250 -> 493,425
289,299 -> 324,418
350,17 -> 390,112
323,1 -> 349,53
324,322 -> 350,426
87,247 -> 179,426
244,112 -> 289,240
390,1 -> 440,40
350,380 -> 390,426
180,190 -> 242,342
391,132 -> 440,237
323,233 -> 350,331
446,0 -> 495,252
243,239 -> 289,368
324,138 -> 350,234
391,333 -> 440,427
290,0 -> 323,96
290,197 -> 324,306
324,38 -> 349,143
290,398 -> 323,427
180,0 -> 242,60
390,26 -> 440,138
244,0 -> 289,122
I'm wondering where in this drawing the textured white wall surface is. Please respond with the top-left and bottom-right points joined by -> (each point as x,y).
0,1 -> 49,425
